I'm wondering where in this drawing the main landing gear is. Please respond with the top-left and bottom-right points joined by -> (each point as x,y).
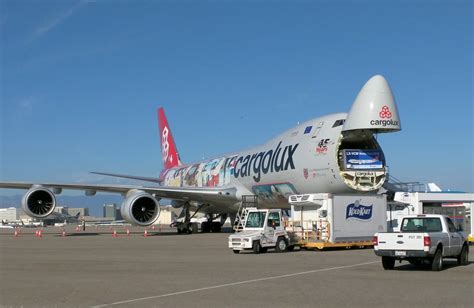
200,214 -> 227,233
175,205 -> 226,234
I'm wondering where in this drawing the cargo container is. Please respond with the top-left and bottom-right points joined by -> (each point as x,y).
288,193 -> 387,249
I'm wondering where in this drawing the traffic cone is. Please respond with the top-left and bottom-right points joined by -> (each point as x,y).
126,228 -> 130,236
61,229 -> 66,237
14,229 -> 19,238
112,230 -> 118,238
143,229 -> 148,237
151,225 -> 156,230
35,230 -> 39,237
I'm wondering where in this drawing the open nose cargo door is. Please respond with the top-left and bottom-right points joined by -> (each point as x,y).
337,75 -> 401,192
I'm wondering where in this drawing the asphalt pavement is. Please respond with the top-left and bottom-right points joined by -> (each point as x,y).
1,226 -> 472,307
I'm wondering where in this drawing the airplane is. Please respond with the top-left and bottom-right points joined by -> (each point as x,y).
0,75 -> 401,234
42,211 -> 81,226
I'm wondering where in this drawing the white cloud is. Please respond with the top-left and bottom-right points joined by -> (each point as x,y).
33,0 -> 89,39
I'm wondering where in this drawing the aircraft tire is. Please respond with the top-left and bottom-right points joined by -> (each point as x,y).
211,222 -> 221,233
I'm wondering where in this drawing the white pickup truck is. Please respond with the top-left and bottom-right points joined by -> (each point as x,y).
373,214 -> 469,271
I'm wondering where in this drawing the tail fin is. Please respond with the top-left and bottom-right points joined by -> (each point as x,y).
158,107 -> 182,170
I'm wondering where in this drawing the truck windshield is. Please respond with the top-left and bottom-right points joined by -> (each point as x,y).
245,212 -> 266,228
401,218 -> 442,232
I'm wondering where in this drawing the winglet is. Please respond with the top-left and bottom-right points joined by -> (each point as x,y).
158,107 -> 182,170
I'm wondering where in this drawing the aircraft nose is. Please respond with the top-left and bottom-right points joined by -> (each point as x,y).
362,75 -> 390,94
342,74 -> 401,133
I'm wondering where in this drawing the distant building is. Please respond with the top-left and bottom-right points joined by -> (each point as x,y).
103,204 -> 117,219
67,208 -> 89,217
0,207 -> 19,222
115,208 -> 123,220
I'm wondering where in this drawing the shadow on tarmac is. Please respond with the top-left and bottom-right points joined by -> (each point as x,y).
390,260 -> 473,272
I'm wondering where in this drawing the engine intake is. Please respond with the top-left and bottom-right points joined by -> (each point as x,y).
22,187 -> 56,218
121,190 -> 160,226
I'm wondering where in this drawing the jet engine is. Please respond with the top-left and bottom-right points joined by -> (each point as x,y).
22,187 -> 56,218
121,190 -> 160,226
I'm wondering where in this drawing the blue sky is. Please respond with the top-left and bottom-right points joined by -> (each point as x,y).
1,0 -> 473,195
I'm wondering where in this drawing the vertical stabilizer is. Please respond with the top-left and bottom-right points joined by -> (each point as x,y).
157,107 -> 182,170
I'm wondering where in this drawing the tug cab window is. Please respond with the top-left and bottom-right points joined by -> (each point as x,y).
267,212 -> 280,227
245,212 -> 265,228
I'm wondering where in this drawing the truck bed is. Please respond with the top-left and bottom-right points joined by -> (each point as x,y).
376,232 -> 428,251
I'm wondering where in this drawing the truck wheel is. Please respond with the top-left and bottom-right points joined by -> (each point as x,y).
233,250 -> 240,254
275,237 -> 288,253
431,248 -> 443,271
381,257 -> 395,270
252,241 -> 261,254
457,245 -> 469,266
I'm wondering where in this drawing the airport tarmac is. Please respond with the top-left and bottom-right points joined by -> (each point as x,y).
1,226 -> 473,308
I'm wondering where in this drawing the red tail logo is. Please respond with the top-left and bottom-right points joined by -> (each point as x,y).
158,108 -> 181,170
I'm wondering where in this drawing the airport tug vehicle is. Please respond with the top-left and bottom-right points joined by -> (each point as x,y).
228,208 -> 297,254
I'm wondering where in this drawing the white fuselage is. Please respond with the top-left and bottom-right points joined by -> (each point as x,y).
161,113 -> 386,211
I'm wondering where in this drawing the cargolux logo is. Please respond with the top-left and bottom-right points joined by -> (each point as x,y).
346,203 -> 373,220
379,106 -> 392,119
371,105 -> 398,127
162,126 -> 169,163
233,141 -> 299,182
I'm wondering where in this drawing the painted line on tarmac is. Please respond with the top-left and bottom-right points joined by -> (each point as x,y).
91,260 -> 379,307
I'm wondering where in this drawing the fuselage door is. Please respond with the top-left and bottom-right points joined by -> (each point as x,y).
311,121 -> 324,139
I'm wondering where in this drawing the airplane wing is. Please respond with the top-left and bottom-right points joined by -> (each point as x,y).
0,181 -> 237,203
90,172 -> 163,184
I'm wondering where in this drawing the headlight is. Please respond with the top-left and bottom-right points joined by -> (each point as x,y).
243,238 -> 250,242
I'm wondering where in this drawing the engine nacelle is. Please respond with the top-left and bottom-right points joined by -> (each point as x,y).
121,190 -> 160,226
22,187 -> 56,218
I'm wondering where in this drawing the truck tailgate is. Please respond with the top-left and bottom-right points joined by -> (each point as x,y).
377,233 -> 426,251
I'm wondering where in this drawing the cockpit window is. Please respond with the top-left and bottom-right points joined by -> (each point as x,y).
332,119 -> 345,128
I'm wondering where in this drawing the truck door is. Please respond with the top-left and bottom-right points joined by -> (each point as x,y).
264,211 -> 282,245
446,217 -> 463,256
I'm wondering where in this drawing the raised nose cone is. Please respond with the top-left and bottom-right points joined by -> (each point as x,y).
342,75 -> 401,133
